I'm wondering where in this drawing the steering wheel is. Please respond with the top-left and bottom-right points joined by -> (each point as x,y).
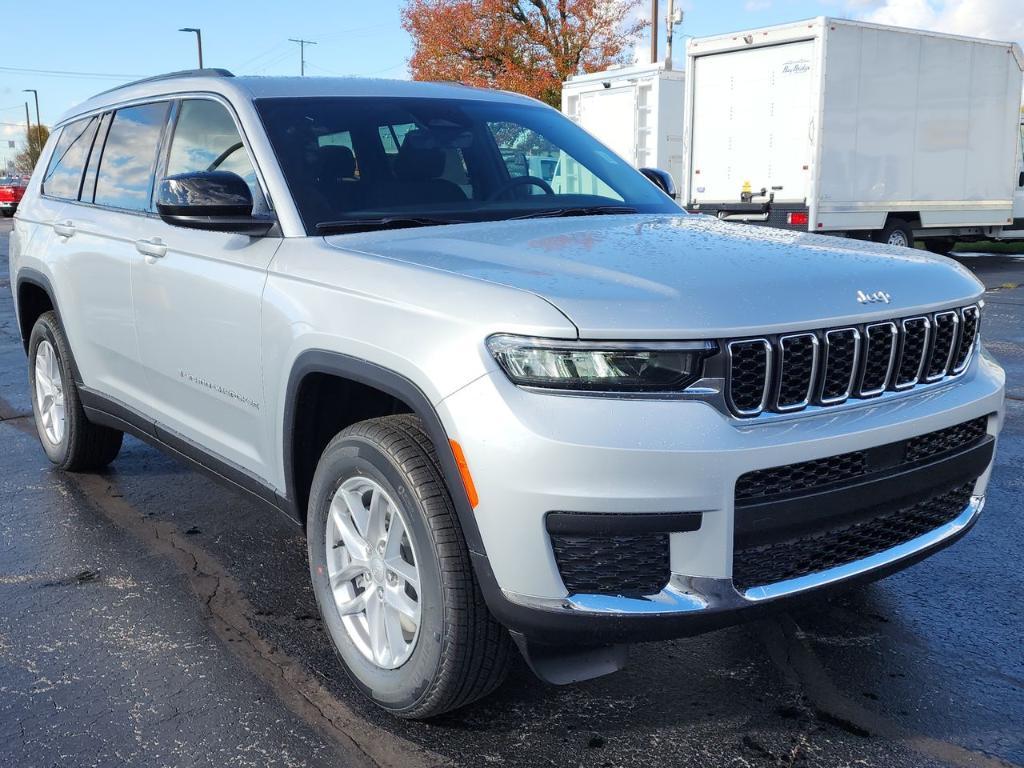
488,175 -> 555,200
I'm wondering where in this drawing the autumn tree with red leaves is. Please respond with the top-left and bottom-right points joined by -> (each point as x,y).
402,0 -> 646,107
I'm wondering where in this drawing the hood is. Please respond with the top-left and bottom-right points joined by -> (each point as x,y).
325,214 -> 984,339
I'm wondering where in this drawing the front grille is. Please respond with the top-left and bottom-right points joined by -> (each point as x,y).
724,304 -> 979,417
735,416 -> 988,503
550,533 -> 669,598
732,483 -> 974,591
727,340 -> 771,414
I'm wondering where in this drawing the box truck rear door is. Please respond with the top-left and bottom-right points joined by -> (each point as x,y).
579,87 -> 637,166
690,40 -> 816,206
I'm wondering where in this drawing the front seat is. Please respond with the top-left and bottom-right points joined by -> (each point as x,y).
315,145 -> 359,209
386,131 -> 467,206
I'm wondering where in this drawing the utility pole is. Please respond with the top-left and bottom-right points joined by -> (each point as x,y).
289,38 -> 317,76
650,0 -> 658,64
179,28 -> 204,68
665,0 -> 683,70
23,89 -> 41,141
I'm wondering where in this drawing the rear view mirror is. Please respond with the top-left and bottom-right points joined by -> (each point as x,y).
639,167 -> 678,200
156,171 -> 275,236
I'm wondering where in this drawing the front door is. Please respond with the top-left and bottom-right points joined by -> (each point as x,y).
131,97 -> 280,478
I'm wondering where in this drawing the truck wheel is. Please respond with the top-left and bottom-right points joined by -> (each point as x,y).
307,414 -> 511,718
922,239 -> 955,255
28,312 -> 123,471
874,219 -> 915,249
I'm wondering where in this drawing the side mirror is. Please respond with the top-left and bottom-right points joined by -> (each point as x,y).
156,171 -> 275,235
639,167 -> 678,200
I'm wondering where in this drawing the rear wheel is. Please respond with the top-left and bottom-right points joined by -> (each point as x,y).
307,415 -> 511,718
874,218 -> 915,249
28,312 -> 123,471
922,238 -> 956,255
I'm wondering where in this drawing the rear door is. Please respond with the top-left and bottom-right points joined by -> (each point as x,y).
131,97 -> 280,478
689,41 -> 816,205
58,102 -> 170,410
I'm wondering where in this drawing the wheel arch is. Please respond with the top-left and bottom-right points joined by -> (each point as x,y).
282,350 -> 486,555
14,269 -> 82,382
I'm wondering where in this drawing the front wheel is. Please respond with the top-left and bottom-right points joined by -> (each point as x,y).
28,312 -> 123,471
874,218 -> 915,249
307,415 -> 511,718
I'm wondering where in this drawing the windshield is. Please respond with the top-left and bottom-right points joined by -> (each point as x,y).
254,96 -> 680,233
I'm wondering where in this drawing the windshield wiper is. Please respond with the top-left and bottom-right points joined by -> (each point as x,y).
510,205 -> 638,220
316,216 -> 462,235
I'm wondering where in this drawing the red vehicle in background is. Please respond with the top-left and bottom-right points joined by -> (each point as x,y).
0,177 -> 28,217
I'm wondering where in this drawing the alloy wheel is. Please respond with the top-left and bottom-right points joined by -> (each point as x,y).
325,476 -> 422,669
34,339 -> 66,445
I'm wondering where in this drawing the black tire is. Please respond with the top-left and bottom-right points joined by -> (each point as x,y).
873,218 -> 915,249
922,238 -> 956,255
28,312 -> 123,471
307,415 -> 511,719
1,209 -> 14,218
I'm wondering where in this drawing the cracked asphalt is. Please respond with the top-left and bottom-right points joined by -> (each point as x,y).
1,216 -> 1022,768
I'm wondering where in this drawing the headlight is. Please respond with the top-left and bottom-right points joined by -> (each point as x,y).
486,334 -> 716,392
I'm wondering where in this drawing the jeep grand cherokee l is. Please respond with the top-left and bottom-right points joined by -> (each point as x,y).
9,69 -> 1004,718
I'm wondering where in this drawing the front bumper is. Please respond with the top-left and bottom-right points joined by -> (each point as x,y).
437,351 -> 1004,644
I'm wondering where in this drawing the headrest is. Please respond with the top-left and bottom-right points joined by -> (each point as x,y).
318,145 -> 356,179
394,130 -> 446,181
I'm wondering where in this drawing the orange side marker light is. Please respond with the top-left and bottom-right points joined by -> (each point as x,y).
449,440 -> 480,509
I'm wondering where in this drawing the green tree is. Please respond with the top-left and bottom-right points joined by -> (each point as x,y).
15,124 -> 50,174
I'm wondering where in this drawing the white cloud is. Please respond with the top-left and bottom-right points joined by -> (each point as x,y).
850,0 -> 1024,45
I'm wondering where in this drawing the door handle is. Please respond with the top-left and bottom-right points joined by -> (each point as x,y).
135,237 -> 167,259
53,220 -> 75,238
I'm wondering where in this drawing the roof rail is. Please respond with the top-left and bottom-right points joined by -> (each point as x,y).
91,68 -> 234,98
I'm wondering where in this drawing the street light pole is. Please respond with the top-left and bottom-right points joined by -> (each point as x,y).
289,38 -> 317,76
179,27 -> 204,68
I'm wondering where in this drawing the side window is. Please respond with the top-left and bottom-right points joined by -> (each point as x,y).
41,116 -> 99,201
81,112 -> 112,203
166,99 -> 264,205
94,102 -> 170,211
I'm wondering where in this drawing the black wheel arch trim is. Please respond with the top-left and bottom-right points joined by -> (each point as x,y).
282,349 -> 487,555
14,269 -> 82,377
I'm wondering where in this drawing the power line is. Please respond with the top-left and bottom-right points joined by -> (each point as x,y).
0,65 -> 141,80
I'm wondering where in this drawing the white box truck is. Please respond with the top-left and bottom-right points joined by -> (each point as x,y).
562,63 -> 686,192
682,18 -> 1024,251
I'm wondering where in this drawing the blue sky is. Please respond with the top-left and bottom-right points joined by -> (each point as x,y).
1,0 -> 1021,161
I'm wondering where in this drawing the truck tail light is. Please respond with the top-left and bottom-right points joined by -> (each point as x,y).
787,212 -> 809,226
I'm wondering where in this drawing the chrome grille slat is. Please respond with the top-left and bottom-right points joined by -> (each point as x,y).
952,305 -> 979,373
775,333 -> 819,412
925,311 -> 959,382
724,304 -> 980,418
726,339 -> 772,416
819,328 -> 860,405
894,317 -> 931,389
858,322 -> 898,396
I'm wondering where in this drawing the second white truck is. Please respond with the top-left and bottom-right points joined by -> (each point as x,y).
682,17 -> 1024,251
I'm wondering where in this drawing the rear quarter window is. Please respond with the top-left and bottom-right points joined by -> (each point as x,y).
42,116 -> 100,200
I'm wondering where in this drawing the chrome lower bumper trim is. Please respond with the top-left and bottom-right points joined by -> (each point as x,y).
503,496 -> 984,617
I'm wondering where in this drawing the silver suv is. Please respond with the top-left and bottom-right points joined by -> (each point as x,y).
10,69 -> 1005,718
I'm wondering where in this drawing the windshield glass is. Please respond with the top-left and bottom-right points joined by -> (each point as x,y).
255,96 -> 679,233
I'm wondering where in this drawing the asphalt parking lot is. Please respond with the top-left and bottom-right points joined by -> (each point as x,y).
1,215 -> 1022,768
